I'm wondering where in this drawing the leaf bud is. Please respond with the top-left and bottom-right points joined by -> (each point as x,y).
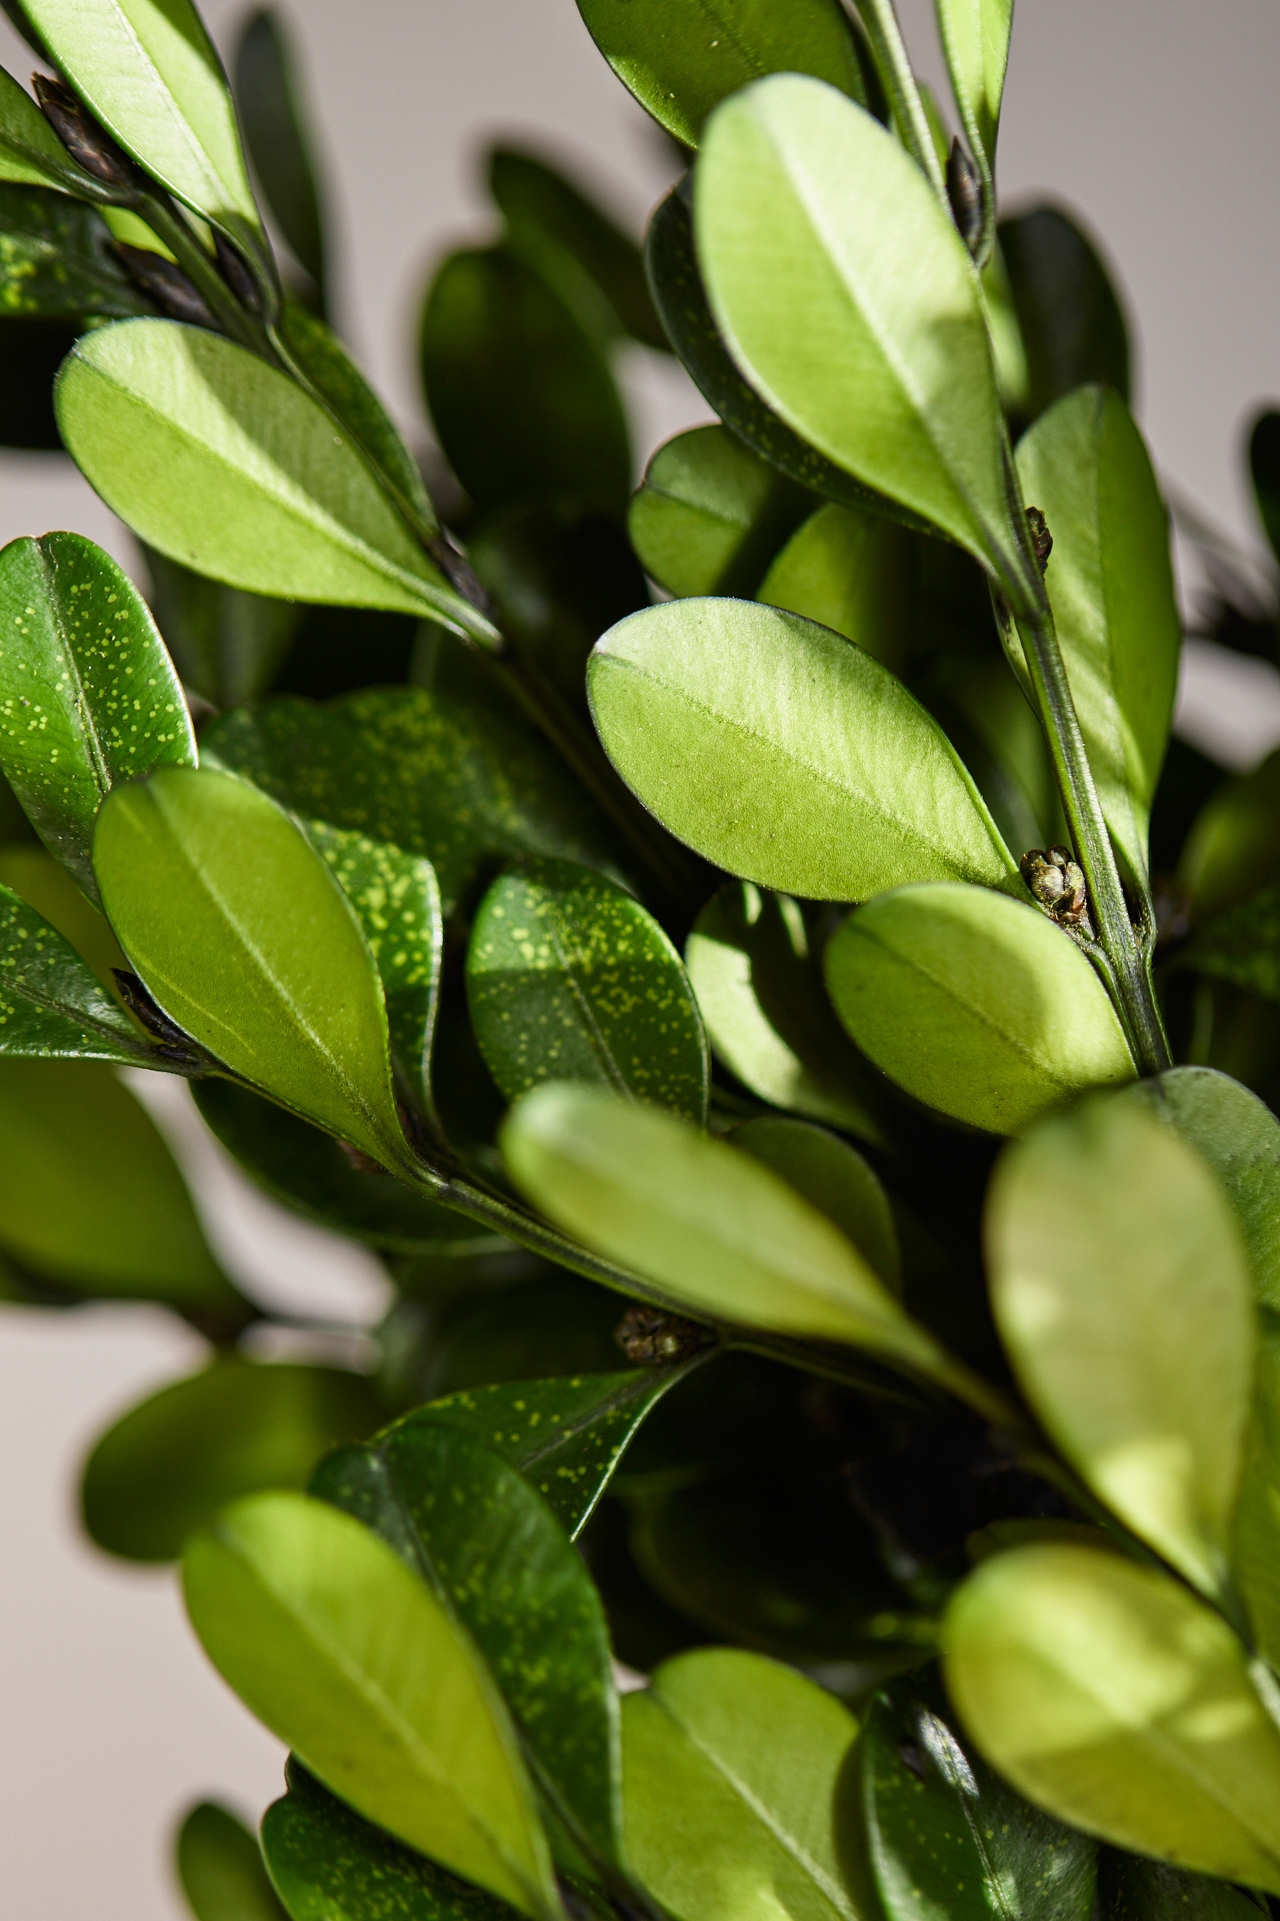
33,74 -> 134,188
945,139 -> 982,256
614,1303 -> 712,1365
114,243 -> 218,328
1020,846 -> 1091,932
1025,505 -> 1054,573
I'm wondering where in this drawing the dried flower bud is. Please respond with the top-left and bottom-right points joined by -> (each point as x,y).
1020,846 -> 1091,932
946,139 -> 982,256
111,969 -> 204,1064
1026,506 -> 1053,573
115,243 -> 217,328
615,1304 -> 712,1365
33,73 -> 133,188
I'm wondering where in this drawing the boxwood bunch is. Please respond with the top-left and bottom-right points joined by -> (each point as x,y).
4,0 -> 1280,1915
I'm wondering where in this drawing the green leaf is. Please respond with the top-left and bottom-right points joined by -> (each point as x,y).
621,1647 -> 864,1921
0,65 -> 100,194
588,598 -> 1015,901
572,0 -> 869,148
860,1678 -> 1097,1921
757,502 -> 908,668
467,858 -> 708,1121
234,11 -> 327,301
0,877 -> 153,1061
0,530 -> 195,899
998,207 -> 1130,421
627,424 -> 810,598
83,1356 -> 383,1562
1180,881 -> 1280,1005
1098,1844 -> 1268,1921
22,0 -> 266,264
143,543 -> 301,708
501,1081 -> 944,1372
93,765 -> 411,1171
935,0 -> 1012,209
262,1759 -> 519,1921
176,1800 -> 288,1921
942,1541 -> 1280,1890
825,883 -> 1134,1134
420,246 -> 629,519
312,1421 -> 623,1873
1231,1315 -> 1280,1673
1249,411 -> 1280,565
730,1116 -> 899,1288
696,76 -> 1013,572
193,1079 -> 500,1257
0,183 -> 152,318
0,839 -> 127,986
987,1094 -> 1254,1598
183,1491 -> 559,1919
1179,750 -> 1280,919
685,882 -> 890,1144
202,688 -> 622,921
1119,1066 -> 1280,1311
0,1056 -> 242,1309
489,144 -> 664,352
56,320 -> 495,641
1014,387 -> 1180,881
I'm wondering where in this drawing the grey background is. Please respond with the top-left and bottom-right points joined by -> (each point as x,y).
1,1 -> 1279,1913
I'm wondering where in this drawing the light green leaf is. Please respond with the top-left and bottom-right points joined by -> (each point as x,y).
696,75 -> 1014,571
1231,1315 -> 1280,1672
56,320 -> 496,641
627,425 -> 810,599
825,883 -> 1134,1134
0,840 -> 128,988
0,878 -> 153,1062
1015,388 -> 1179,881
176,1800 -> 288,1921
942,1542 -> 1280,1890
622,1647 -> 864,1921
501,1081 -> 944,1373
730,1115 -> 899,1289
22,0 -> 266,262
588,598 -> 1015,900
685,882 -> 890,1144
82,1356 -> 383,1562
757,502 -> 908,668
467,858 -> 708,1122
183,1491 -> 559,1919
1179,750 -> 1280,919
987,1095 -> 1254,1597
935,0 -> 1013,203
0,65 -> 100,194
92,765 -> 411,1171
0,530 -> 195,900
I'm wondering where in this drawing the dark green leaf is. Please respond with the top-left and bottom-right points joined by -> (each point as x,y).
262,1760 -> 519,1921
860,1679 -> 1096,1921
730,1116 -> 899,1288
388,1273 -> 631,1409
0,64 -> 100,194
467,857 -> 708,1120
1249,411 -> 1280,565
421,246 -> 629,518
0,1056 -> 243,1310
998,206 -> 1130,421
1179,750 -> 1280,919
628,424 -> 810,598
1181,882 -> 1280,1006
757,502 -> 908,667
0,530 -> 195,898
93,766 -> 413,1171
234,11 -> 327,301
588,599 -> 1016,901
1098,1844 -> 1267,1921
176,1800 -> 288,1921
0,875 -> 153,1061
0,183 -> 151,318
143,544 -> 301,708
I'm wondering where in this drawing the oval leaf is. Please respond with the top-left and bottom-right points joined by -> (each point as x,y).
0,878 -> 153,1062
93,765 -> 411,1171
176,1801 -> 288,1921
627,424 -> 810,599
468,858 -> 708,1121
234,13 -> 327,300
757,501 -> 908,667
998,207 -> 1130,421
936,0 -> 1013,203
826,883 -> 1134,1133
1179,749 -> 1280,919
588,598 -> 1015,901
731,1115 -> 900,1288
183,1490 -> 559,1919
942,1542 -> 1280,1890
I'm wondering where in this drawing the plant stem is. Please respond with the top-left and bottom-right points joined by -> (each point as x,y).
855,0 -> 948,200
133,192 -> 268,353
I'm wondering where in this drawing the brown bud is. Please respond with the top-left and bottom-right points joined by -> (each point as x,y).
614,1304 -> 712,1366
1026,506 -> 1053,573
1020,846 -> 1091,933
114,243 -> 217,328
33,74 -> 133,188
214,231 -> 260,311
946,139 -> 982,256
110,969 -> 205,1065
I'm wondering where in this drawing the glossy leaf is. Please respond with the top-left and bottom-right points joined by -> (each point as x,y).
143,544 -> 301,708
0,530 -> 195,898
502,1081 -> 944,1372
757,502 -> 908,668
1120,1066 -> 1280,1311
262,1760 -> 519,1921
573,0 -> 868,148
0,1057 -> 241,1309
731,1116 -> 899,1288
696,76 -> 1013,571
0,877 -> 152,1061
183,1491 -> 559,1918
588,598 -> 1015,900
83,1356 -> 383,1562
0,66 -> 98,194
1015,387 -> 1179,881
313,1420 -> 623,1869
935,0 -> 1013,207
176,1800 -> 288,1921
685,882 -> 889,1143
622,1647 -> 863,1921
234,11 -> 327,300
987,1095 -> 1254,1597
943,1542 -> 1280,1890
193,1079 -> 499,1257
825,883 -> 1134,1133
22,0 -> 266,262
93,766 -> 412,1171
999,207 -> 1130,420
627,425 -> 809,599
421,246 -> 629,518
202,688 -> 620,920
860,1679 -> 1097,1921
0,184 -> 152,318
1098,1844 -> 1269,1921
56,321 -> 494,640
467,858 -> 708,1120
1179,750 -> 1280,918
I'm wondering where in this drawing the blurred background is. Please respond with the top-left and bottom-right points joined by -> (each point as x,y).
2,0 -> 1280,1912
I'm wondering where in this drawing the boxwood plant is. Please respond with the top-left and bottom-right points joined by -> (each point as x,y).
6,0 -> 1280,1914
